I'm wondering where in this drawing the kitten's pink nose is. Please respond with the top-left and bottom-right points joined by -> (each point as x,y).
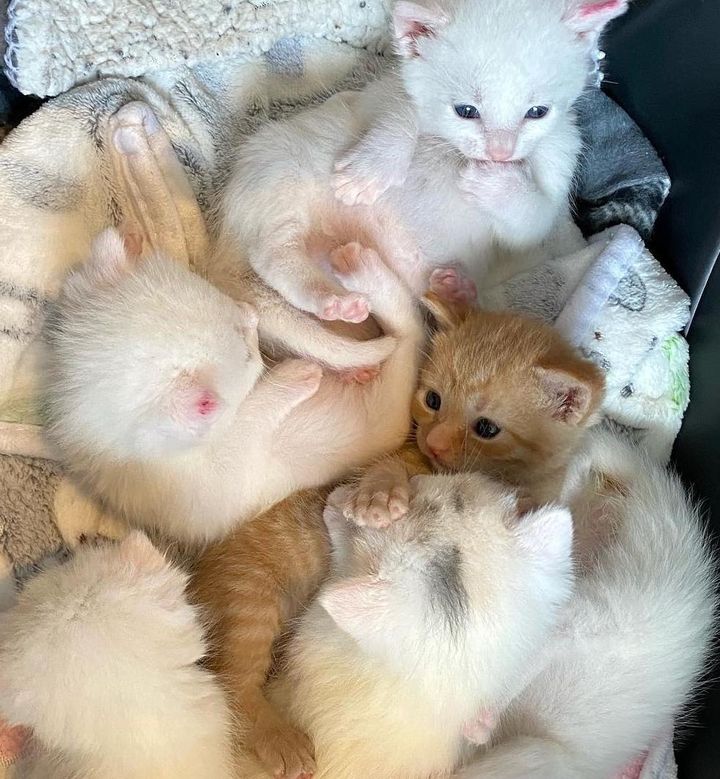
425,428 -> 452,461
485,131 -> 516,162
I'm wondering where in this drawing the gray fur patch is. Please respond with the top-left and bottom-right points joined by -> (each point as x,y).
427,545 -> 468,635
0,160 -> 84,211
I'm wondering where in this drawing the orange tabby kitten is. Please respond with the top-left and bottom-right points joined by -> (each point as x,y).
189,298 -> 604,779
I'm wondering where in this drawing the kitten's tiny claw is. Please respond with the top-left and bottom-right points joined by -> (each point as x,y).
429,266 -> 478,305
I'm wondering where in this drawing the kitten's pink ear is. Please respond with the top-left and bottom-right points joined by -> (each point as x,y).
319,575 -> 392,642
514,505 -> 573,573
533,366 -> 597,425
393,1 -> 449,58
87,228 -> 136,283
564,0 -> 628,39
422,291 -> 470,330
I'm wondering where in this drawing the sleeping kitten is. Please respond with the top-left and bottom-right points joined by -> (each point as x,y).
222,0 -> 627,317
455,430 -> 718,779
0,532 -> 234,779
190,301 -> 603,778
44,230 -> 424,544
235,475 -> 575,779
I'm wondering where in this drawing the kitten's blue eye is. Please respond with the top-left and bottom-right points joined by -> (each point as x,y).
454,104 -> 481,120
473,418 -> 501,439
525,105 -> 549,119
425,390 -> 442,411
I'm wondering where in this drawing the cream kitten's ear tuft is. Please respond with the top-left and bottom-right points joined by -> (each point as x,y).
393,1 -> 449,58
319,575 -> 391,643
533,366 -> 597,425
563,0 -> 628,40
422,291 -> 470,330
88,227 -> 137,283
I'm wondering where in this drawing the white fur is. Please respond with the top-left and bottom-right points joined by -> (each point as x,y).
0,532 -> 234,779
237,473 -> 576,778
44,230 -> 424,544
223,0 -> 626,312
457,431 -> 717,779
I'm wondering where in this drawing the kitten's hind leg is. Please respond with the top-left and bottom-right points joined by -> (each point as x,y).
253,239 -> 369,324
330,242 -> 419,337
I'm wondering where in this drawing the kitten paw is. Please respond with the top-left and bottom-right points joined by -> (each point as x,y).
248,716 -> 316,779
429,266 -> 478,304
332,153 -> 403,207
318,292 -> 369,323
344,463 -> 410,528
337,364 -> 382,385
332,169 -> 388,207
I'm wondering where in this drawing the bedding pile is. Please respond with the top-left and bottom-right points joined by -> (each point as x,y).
0,3 -> 685,778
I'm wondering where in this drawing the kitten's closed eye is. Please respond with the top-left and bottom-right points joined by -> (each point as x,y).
473,418 -> 501,439
454,104 -> 481,120
525,106 -> 549,120
425,390 -> 442,411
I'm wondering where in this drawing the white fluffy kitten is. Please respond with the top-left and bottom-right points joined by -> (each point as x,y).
223,0 -> 627,318
44,230 -> 424,544
0,532 -> 233,779
457,431 -> 717,779
237,473 -> 575,779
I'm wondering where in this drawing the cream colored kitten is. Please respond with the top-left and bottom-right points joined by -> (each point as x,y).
235,474 -> 575,779
44,230 -> 424,544
0,532 -> 234,779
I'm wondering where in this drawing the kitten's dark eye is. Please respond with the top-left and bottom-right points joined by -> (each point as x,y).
454,104 -> 481,120
425,390 -> 442,411
525,105 -> 549,120
473,418 -> 501,439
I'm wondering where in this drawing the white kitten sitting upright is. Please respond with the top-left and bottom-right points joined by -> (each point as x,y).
44,230 -> 424,544
223,0 -> 627,317
237,474 -> 575,779
0,532 -> 233,779
456,432 -> 718,779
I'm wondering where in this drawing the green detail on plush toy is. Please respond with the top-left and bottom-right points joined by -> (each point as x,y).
662,335 -> 690,411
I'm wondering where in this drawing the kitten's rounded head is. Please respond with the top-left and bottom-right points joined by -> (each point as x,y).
413,296 -> 605,483
44,229 -> 263,460
0,532 -> 206,748
393,0 -> 627,161
321,473 -> 574,707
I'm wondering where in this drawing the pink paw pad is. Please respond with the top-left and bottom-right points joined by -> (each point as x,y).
320,293 -> 369,324
429,267 -> 478,304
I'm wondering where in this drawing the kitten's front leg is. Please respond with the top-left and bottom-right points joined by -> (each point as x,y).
332,89 -> 418,207
242,360 -> 323,429
343,445 -> 432,528
459,161 -> 561,249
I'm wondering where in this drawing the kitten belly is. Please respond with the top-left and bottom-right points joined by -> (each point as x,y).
385,167 -> 496,287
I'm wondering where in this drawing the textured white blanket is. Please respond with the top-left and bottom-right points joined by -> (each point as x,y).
4,0 -> 394,97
